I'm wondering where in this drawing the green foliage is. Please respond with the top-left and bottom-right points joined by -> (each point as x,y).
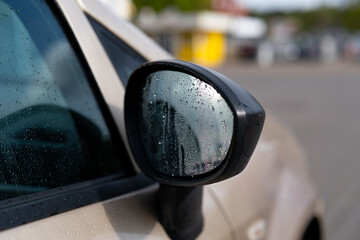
341,2 -> 360,32
252,1 -> 360,33
135,0 -> 360,32
133,0 -> 211,12
300,7 -> 341,31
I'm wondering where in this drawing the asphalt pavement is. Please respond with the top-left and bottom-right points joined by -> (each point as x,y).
217,61 -> 360,240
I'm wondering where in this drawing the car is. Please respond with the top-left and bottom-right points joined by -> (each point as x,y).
0,0 -> 323,239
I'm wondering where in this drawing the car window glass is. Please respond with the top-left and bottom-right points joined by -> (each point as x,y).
0,0 -> 128,201
87,16 -> 147,86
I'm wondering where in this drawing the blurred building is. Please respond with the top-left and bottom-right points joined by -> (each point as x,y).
211,0 -> 247,15
98,0 -> 134,20
136,1 -> 266,67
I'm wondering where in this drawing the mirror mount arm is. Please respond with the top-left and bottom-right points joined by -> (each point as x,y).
155,184 -> 204,240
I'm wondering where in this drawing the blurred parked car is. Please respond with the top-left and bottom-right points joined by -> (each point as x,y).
344,35 -> 360,61
0,0 -> 323,239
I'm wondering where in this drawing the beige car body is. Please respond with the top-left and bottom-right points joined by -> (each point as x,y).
0,0 -> 324,239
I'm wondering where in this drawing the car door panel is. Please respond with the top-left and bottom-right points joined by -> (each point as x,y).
1,184 -> 233,240
0,0 -> 233,239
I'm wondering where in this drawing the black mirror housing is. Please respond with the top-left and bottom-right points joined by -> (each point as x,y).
125,60 -> 265,186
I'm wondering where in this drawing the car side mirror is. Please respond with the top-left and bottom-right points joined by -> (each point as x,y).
124,60 -> 265,240
125,60 -> 265,186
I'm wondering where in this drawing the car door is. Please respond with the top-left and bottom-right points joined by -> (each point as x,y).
0,0 -> 232,239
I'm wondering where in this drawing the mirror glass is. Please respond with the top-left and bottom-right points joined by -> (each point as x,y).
141,70 -> 234,177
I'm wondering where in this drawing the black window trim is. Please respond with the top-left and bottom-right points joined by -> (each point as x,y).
86,13 -> 147,86
0,0 -> 154,231
85,12 -> 147,65
0,174 -> 155,230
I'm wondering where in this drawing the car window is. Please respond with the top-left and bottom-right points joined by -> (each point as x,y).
87,15 -> 147,86
0,0 -> 130,201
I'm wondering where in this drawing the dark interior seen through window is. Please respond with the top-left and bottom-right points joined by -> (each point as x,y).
0,0 -> 129,201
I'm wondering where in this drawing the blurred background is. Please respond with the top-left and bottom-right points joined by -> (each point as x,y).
101,0 -> 360,239
100,0 -> 360,67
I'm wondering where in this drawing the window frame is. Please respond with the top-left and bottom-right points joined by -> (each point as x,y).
0,0 -> 154,231
86,14 -> 147,86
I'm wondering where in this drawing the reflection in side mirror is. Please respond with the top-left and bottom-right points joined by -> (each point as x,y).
125,60 -> 265,186
141,70 -> 234,177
